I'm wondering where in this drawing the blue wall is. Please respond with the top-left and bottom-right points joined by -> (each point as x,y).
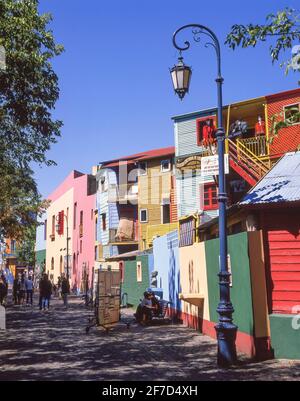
153,231 -> 181,311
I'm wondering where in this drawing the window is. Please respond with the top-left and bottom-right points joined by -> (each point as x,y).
203,183 -> 218,210
284,103 -> 300,125
101,213 -> 107,231
60,256 -> 63,274
51,257 -> 54,271
140,209 -> 148,223
100,176 -> 106,192
196,116 -> 216,146
44,220 -> 47,241
119,261 -> 124,283
80,240 -> 83,254
91,209 -> 94,220
80,211 -> 83,237
136,261 -> 142,282
161,204 -> 170,224
95,246 -> 98,262
74,203 -> 77,229
11,240 -> 16,252
161,159 -> 171,173
95,218 -> 98,240
51,215 -> 55,239
138,162 -> 147,176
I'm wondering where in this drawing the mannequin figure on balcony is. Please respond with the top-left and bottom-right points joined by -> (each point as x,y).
202,119 -> 216,153
255,116 -> 266,156
255,116 -> 266,136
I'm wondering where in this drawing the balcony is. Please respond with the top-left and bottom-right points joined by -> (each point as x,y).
236,136 -> 269,162
108,183 -> 138,203
109,220 -> 139,245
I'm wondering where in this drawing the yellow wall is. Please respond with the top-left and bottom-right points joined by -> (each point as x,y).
146,223 -> 178,248
138,158 -> 173,249
248,231 -> 270,338
179,242 -> 210,322
46,188 -> 74,282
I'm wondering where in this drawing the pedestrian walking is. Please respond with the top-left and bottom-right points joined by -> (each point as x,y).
25,275 -> 34,305
0,274 -> 8,306
19,274 -> 26,305
61,273 -> 70,308
39,274 -> 52,310
0,277 -> 7,306
13,275 -> 21,305
57,276 -> 62,299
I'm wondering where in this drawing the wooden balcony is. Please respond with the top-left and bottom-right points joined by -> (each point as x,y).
236,136 -> 270,163
109,222 -> 139,245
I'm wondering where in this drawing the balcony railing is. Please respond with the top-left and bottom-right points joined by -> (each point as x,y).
108,184 -> 138,203
236,136 -> 268,160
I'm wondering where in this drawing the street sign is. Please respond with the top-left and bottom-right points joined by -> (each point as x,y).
201,154 -> 229,177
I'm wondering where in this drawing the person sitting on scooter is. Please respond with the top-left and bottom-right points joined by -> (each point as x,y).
135,291 -> 155,325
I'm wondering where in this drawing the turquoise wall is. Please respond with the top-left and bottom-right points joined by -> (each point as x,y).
270,314 -> 300,359
122,255 -> 150,307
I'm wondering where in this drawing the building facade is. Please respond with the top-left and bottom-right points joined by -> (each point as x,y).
45,170 -> 96,289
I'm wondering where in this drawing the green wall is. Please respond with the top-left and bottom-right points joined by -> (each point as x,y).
270,314 -> 300,359
205,232 -> 254,335
35,249 -> 46,272
121,255 -> 150,307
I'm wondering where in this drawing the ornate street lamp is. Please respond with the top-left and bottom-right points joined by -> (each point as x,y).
171,24 -> 238,367
170,56 -> 192,100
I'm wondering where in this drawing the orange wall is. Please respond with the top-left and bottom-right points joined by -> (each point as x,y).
267,90 -> 300,156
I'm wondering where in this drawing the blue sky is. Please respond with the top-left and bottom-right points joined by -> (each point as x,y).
36,0 -> 299,197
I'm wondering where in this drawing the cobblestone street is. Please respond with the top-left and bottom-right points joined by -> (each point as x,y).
0,296 -> 300,381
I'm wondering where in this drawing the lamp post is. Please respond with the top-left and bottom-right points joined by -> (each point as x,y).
170,24 -> 237,367
56,213 -> 70,281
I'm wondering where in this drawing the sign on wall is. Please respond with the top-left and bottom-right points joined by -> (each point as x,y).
201,154 -> 229,177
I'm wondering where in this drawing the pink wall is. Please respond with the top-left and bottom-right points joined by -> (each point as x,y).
72,174 -> 96,290
46,170 -> 96,290
48,171 -> 84,202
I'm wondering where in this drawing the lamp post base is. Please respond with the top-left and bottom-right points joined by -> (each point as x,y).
215,323 -> 238,368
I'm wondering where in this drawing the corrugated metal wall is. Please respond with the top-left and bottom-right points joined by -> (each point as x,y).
174,111 -> 216,157
176,172 -> 218,218
267,92 -> 300,156
264,210 -> 300,315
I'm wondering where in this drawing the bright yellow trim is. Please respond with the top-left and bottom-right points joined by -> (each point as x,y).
225,104 -> 231,154
264,103 -> 271,157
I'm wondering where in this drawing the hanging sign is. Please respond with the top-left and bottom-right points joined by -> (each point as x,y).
201,154 -> 229,177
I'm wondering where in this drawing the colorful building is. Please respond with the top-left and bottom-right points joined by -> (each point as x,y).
46,170 -> 96,289
241,151 -> 300,359
94,147 -> 177,271
173,87 -> 300,224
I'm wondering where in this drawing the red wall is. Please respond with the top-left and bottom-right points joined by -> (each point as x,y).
266,89 -> 300,157
263,209 -> 300,314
